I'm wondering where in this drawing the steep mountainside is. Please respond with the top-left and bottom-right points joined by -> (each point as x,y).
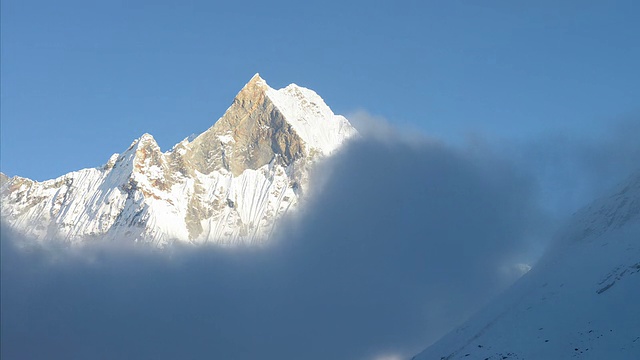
413,172 -> 640,360
0,74 -> 357,246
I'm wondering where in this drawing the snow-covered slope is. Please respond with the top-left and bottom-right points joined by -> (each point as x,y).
0,74 -> 357,247
412,172 -> 640,360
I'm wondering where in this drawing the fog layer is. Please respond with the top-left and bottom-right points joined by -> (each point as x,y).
0,132 -> 563,360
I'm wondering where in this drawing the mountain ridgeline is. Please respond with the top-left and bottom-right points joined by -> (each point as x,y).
0,74 -> 357,246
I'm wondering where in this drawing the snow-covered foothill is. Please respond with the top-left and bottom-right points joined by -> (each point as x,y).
412,172 -> 640,360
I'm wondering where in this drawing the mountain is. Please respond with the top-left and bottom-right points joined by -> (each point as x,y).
0,74 -> 357,247
412,172 -> 640,360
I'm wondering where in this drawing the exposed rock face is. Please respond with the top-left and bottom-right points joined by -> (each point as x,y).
184,74 -> 305,176
0,74 -> 357,247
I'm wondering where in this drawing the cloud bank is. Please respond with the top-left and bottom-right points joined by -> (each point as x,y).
0,126 -> 558,360
505,115 -> 640,217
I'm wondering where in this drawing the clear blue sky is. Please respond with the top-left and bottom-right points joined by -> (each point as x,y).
2,0 -> 639,181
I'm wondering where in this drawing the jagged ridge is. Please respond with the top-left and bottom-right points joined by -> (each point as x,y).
0,74 -> 357,247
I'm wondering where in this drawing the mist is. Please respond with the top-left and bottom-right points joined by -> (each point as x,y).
2,116 -> 637,360
508,116 -> 640,217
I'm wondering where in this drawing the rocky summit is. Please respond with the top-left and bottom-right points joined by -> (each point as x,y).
0,74 -> 357,247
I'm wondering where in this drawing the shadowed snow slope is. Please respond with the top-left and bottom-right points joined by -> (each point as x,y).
0,74 -> 357,247
412,172 -> 640,360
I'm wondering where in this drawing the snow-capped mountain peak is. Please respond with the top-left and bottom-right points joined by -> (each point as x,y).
1,75 -> 357,246
265,81 -> 356,155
